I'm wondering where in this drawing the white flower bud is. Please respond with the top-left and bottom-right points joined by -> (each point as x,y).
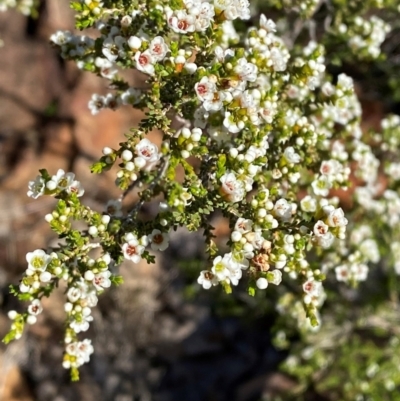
128,36 -> 142,50
248,165 -> 258,176
40,271 -> 52,283
134,157 -> 146,169
45,214 -> 53,222
54,267 -> 62,276
229,148 -> 238,158
175,55 -> 186,64
125,161 -> 135,171
256,277 -> 268,289
84,271 -> 95,281
102,147 -> 113,155
184,62 -> 198,74
122,149 -> 133,161
121,15 -> 132,27
139,235 -> 149,246
243,243 -> 254,253
191,129 -> 202,142
231,231 -> 242,242
27,315 -> 37,325
101,215 -> 111,225
46,180 -> 57,191
7,310 -> 17,319
88,226 -> 98,237
64,302 -> 73,312
181,150 -> 190,159
181,127 -> 191,139
257,208 -> 267,218
32,281 -> 41,290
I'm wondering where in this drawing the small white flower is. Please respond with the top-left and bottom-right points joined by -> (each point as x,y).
211,255 -> 230,281
303,279 -> 322,296
93,271 -> 111,291
102,36 -> 126,62
48,169 -> 75,191
320,159 -> 341,177
195,77 -> 217,102
120,87 -> 141,105
50,30 -> 72,46
317,231 -> 335,248
197,270 -> 218,289
234,218 -> 253,234
203,90 -> 226,112
27,175 -> 46,199
283,147 -> 301,164
134,50 -> 155,75
26,249 -> 52,272
94,57 -> 117,79
70,313 -> 93,333
28,299 -> 43,316
300,195 -> 317,212
88,94 -> 105,115
67,180 -> 85,197
135,138 -> 160,165
350,263 -> 369,281
268,270 -> 282,285
326,208 -> 348,228
273,199 -> 292,221
148,229 -> 169,251
234,58 -> 258,82
148,36 -> 169,61
220,172 -> 245,203
122,233 -> 145,263
223,111 -> 244,133
313,220 -> 329,237
335,264 -> 350,282
259,14 -> 276,32
105,199 -> 123,217
67,287 -> 82,303
167,10 -> 196,34
312,176 -> 332,197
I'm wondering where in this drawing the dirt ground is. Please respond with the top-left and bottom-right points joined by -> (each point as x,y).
0,3 -> 299,401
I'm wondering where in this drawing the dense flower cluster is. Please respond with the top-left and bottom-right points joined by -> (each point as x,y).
2,0 -> 400,383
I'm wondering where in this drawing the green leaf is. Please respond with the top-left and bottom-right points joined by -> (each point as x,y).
91,161 -> 109,174
110,275 -> 124,286
2,331 -> 16,345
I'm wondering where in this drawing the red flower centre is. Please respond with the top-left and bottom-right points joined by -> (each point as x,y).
153,234 -> 163,244
126,245 -> 138,256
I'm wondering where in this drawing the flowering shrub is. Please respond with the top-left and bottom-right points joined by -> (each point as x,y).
2,0 -> 400,392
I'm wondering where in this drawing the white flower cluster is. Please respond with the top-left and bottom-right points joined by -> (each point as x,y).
347,16 -> 391,59
63,339 -> 94,369
19,249 -> 55,293
106,137 -> 161,185
122,229 -> 170,264
27,169 -> 84,199
166,0 -> 215,34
